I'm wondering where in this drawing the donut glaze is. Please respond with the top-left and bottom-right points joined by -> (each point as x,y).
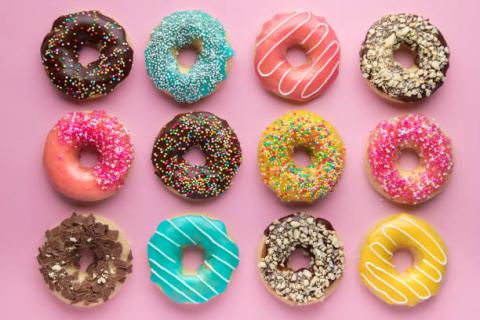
255,12 -> 340,102
359,213 -> 447,307
360,14 -> 449,103
152,112 -> 241,199
43,111 -> 134,202
367,114 -> 453,205
148,214 -> 239,304
41,11 -> 133,100
258,110 -> 345,203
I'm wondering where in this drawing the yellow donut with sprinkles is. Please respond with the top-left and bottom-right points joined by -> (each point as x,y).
359,213 -> 447,307
258,110 -> 345,203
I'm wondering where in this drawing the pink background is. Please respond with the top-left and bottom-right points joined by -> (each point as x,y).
1,0 -> 479,318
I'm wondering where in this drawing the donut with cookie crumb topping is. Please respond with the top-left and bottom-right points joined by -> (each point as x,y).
360,13 -> 449,103
258,213 -> 345,305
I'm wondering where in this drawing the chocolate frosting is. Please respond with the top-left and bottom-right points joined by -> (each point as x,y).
41,11 -> 133,100
37,213 -> 133,306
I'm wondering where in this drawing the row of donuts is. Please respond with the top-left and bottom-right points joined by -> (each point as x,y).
38,211 -> 446,307
43,110 -> 453,206
41,10 -> 449,104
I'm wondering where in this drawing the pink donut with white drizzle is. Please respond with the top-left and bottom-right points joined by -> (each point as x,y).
254,11 -> 340,102
43,111 -> 134,202
367,114 -> 453,205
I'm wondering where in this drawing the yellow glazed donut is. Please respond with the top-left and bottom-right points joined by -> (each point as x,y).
258,110 -> 345,203
359,213 -> 447,307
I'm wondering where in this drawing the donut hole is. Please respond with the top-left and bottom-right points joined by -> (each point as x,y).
181,246 -> 205,274
175,40 -> 202,72
393,45 -> 417,69
78,247 -> 95,272
293,146 -> 312,167
286,45 -> 308,67
396,148 -> 421,172
287,246 -> 313,271
392,248 -> 415,273
78,43 -> 100,66
79,148 -> 99,168
183,146 -> 206,166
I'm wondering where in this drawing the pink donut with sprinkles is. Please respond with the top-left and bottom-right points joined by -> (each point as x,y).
254,11 -> 340,102
367,114 -> 453,205
43,111 -> 134,202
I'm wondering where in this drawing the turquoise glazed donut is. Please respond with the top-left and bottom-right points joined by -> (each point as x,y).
148,215 -> 239,303
145,11 -> 234,103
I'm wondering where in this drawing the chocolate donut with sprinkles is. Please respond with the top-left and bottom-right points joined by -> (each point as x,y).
41,11 -> 133,100
360,13 -> 449,103
151,112 -> 242,199
145,10 -> 233,103
258,212 -> 345,305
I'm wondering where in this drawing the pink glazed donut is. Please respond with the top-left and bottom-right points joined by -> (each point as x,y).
254,11 -> 340,102
43,111 -> 134,202
367,114 -> 453,205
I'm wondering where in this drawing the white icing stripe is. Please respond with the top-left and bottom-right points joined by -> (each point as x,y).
168,219 -> 197,245
305,24 -> 329,54
197,274 -> 219,295
369,242 -> 394,267
212,254 -> 236,270
363,262 -> 412,304
410,275 -> 432,299
186,217 -> 239,260
300,22 -> 325,45
205,261 -> 229,283
256,11 -> 312,77
301,59 -> 339,99
149,258 -> 208,302
150,268 -> 197,304
414,262 -> 443,283
201,216 -> 229,238
360,273 -> 408,305
148,242 -> 176,264
256,11 -> 306,47
155,231 -> 180,247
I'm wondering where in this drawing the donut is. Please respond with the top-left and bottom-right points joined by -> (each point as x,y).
151,112 -> 241,199
43,110 -> 134,202
366,113 -> 453,205
145,11 -> 234,103
41,11 -> 133,100
258,212 -> 345,305
37,213 -> 133,307
360,13 -> 449,103
258,110 -> 345,203
359,213 -> 447,307
147,214 -> 239,304
254,11 -> 340,102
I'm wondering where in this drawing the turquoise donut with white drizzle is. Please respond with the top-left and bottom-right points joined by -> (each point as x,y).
147,215 -> 239,304
145,11 -> 234,103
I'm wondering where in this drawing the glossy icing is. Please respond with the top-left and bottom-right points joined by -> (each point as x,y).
359,213 -> 447,307
258,110 -> 345,203
148,215 -> 239,304
145,10 -> 234,103
254,11 -> 340,102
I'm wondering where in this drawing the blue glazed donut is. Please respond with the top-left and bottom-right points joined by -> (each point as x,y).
145,11 -> 234,103
147,215 -> 239,304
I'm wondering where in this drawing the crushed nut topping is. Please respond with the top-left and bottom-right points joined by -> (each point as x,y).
258,213 -> 345,305
360,14 -> 449,102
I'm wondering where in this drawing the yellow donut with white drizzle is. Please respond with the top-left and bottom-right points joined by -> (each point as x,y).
359,213 -> 447,307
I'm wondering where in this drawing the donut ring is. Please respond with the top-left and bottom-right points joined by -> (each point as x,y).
360,13 -> 449,103
254,11 -> 340,102
151,112 -> 242,199
43,111 -> 134,202
367,114 -> 453,205
258,213 -> 345,305
147,214 -> 239,304
258,110 -> 345,203
37,213 -> 133,307
41,11 -> 133,100
359,213 -> 447,307
145,10 -> 234,103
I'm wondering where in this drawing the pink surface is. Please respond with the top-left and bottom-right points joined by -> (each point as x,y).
0,0 -> 478,319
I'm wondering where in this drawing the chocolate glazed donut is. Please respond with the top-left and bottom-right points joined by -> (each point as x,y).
41,11 -> 133,100
151,112 -> 242,199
